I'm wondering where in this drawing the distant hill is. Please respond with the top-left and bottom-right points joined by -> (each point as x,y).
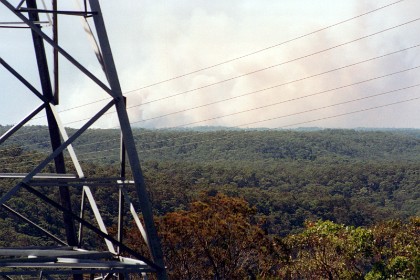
1,126 -> 419,237
1,125 -> 419,163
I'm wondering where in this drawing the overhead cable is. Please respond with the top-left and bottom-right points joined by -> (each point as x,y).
122,0 -> 408,94
131,65 -> 420,125
52,42 -> 420,128
48,0 -> 409,114
72,93 -> 420,164
138,96 -> 420,153
128,18 -> 420,107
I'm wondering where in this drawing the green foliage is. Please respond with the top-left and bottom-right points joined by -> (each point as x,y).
279,220 -> 371,279
276,218 -> 419,279
141,158 -> 419,235
0,126 -> 419,270
366,217 -> 420,279
1,126 -> 419,163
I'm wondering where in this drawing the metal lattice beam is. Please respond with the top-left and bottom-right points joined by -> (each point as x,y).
0,0 -> 168,279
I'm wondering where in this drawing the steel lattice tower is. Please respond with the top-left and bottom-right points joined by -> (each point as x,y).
0,0 -> 168,279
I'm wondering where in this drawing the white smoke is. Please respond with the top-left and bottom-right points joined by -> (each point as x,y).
2,0 -> 420,129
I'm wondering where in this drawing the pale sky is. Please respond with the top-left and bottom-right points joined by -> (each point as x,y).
1,0 -> 420,129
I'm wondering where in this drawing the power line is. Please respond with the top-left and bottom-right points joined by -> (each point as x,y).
126,43 -> 420,127
130,83 -> 420,148
2,60 -> 418,160
131,65 -> 420,125
236,85 -> 420,128
58,85 -> 420,163
121,18 -> 420,107
36,0 -> 408,116
1,1 -> 417,162
122,0 -> 408,94
65,41 -> 420,153
73,93 -> 420,164
164,84 -> 420,128
2,52 -> 419,165
54,16 -> 420,128
138,96 -> 420,154
0,151 -> 54,170
45,42 -> 420,129
27,12 -> 417,128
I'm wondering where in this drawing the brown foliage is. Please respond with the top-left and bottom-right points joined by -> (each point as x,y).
156,193 -> 277,279
124,194 -> 419,279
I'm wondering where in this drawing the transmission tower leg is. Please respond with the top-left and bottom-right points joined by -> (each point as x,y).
26,1 -> 81,279
87,1 -> 168,279
26,0 -> 79,248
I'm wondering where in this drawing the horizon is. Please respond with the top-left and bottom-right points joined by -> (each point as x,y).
1,123 -> 420,132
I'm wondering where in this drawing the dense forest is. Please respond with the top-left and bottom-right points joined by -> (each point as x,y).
0,126 -> 419,278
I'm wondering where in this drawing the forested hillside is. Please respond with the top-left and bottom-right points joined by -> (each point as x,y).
2,126 -> 420,163
0,126 -> 419,234
0,126 -> 419,278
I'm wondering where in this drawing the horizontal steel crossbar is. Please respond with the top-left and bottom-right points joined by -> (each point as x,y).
0,173 -> 77,179
17,8 -> 97,16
